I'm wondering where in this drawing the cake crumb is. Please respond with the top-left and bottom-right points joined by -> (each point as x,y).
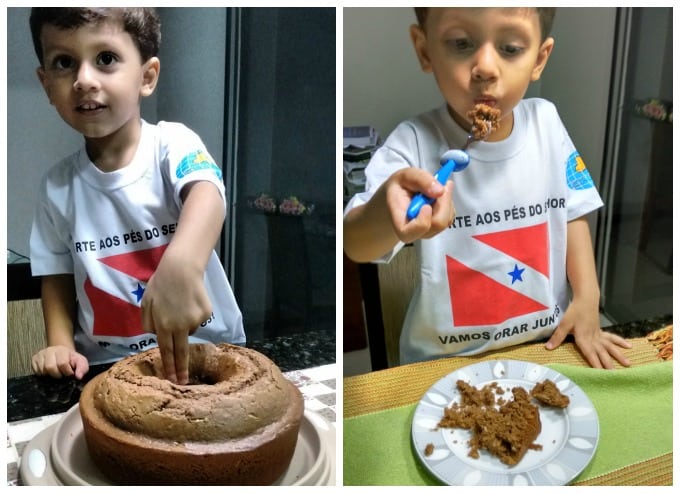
466,104 -> 501,140
530,379 -> 570,408
424,443 -> 435,457
437,380 -> 541,465
434,377 -> 570,466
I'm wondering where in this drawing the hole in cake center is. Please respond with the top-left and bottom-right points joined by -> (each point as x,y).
134,347 -> 245,385
186,372 -> 219,385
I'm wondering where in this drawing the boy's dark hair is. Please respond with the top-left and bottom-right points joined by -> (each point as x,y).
414,7 -> 557,42
30,7 -> 161,66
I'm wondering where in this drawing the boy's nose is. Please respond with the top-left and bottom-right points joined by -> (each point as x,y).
471,43 -> 499,82
73,63 -> 100,92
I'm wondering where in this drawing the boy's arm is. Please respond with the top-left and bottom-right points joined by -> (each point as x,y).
343,193 -> 401,263
141,180 -> 225,384
564,217 -> 600,313
41,274 -> 77,347
546,217 -> 631,368
32,274 -> 89,379
344,168 -> 454,263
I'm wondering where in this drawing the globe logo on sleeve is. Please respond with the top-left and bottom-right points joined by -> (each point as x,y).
565,151 -> 595,190
176,150 -> 222,180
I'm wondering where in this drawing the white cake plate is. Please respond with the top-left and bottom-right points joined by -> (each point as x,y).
20,404 -> 335,486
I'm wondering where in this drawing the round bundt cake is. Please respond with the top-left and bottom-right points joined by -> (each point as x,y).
79,343 -> 304,485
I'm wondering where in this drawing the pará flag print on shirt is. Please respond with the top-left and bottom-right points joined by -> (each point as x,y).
447,222 -> 550,326
84,245 -> 167,337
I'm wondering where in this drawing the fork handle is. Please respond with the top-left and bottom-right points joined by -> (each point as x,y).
406,160 -> 455,220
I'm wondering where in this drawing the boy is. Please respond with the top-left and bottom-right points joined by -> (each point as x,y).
344,7 -> 631,369
28,7 -> 245,384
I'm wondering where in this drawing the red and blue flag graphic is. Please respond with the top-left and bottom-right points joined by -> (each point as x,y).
446,223 -> 550,326
83,245 -> 167,337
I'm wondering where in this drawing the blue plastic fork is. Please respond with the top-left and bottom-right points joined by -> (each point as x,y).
406,148 -> 470,221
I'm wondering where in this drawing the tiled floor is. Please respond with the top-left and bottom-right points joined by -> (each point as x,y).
343,313 -> 615,378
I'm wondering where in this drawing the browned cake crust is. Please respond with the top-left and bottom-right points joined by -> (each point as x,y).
466,104 -> 501,140
530,379 -> 570,408
438,380 -> 542,465
79,343 -> 304,485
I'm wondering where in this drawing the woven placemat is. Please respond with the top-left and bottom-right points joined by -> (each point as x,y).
571,452 -> 673,486
344,337 -> 659,418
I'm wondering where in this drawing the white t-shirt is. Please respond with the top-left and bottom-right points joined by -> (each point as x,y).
345,99 -> 603,364
31,120 -> 245,364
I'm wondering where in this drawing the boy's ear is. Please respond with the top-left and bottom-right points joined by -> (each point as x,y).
140,56 -> 160,97
36,66 -> 54,105
531,36 -> 555,82
410,24 -> 432,73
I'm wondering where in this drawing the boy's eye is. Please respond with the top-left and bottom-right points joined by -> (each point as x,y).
52,55 -> 74,70
500,44 -> 524,56
97,52 -> 118,66
448,38 -> 474,51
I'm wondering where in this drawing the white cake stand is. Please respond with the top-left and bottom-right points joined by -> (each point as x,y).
20,404 -> 335,486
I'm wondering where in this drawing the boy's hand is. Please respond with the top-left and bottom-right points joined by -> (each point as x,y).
545,300 -> 632,369
344,167 -> 456,263
141,249 -> 212,385
384,167 -> 455,243
142,180 -> 224,385
32,345 -> 89,379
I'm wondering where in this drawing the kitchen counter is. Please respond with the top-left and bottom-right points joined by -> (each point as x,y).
603,314 -> 672,338
7,328 -> 335,423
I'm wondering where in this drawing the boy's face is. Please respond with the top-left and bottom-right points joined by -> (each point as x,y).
36,20 -> 159,140
410,8 -> 554,141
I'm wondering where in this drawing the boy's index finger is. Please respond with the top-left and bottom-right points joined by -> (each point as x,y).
173,333 -> 190,385
156,332 -> 178,384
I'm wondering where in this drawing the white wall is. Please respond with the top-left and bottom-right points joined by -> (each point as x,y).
343,8 -> 441,139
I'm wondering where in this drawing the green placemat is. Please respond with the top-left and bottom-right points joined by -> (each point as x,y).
343,361 -> 672,485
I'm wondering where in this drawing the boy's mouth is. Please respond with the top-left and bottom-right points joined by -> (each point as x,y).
474,97 -> 497,107
76,101 -> 106,113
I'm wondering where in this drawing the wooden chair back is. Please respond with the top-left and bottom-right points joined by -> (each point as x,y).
7,298 -> 47,378
376,246 -> 418,368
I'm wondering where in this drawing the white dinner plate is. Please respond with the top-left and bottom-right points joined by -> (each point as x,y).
20,404 -> 335,486
411,360 -> 599,486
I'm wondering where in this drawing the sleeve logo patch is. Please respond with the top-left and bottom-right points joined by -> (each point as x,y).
565,151 -> 595,190
176,150 -> 222,180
